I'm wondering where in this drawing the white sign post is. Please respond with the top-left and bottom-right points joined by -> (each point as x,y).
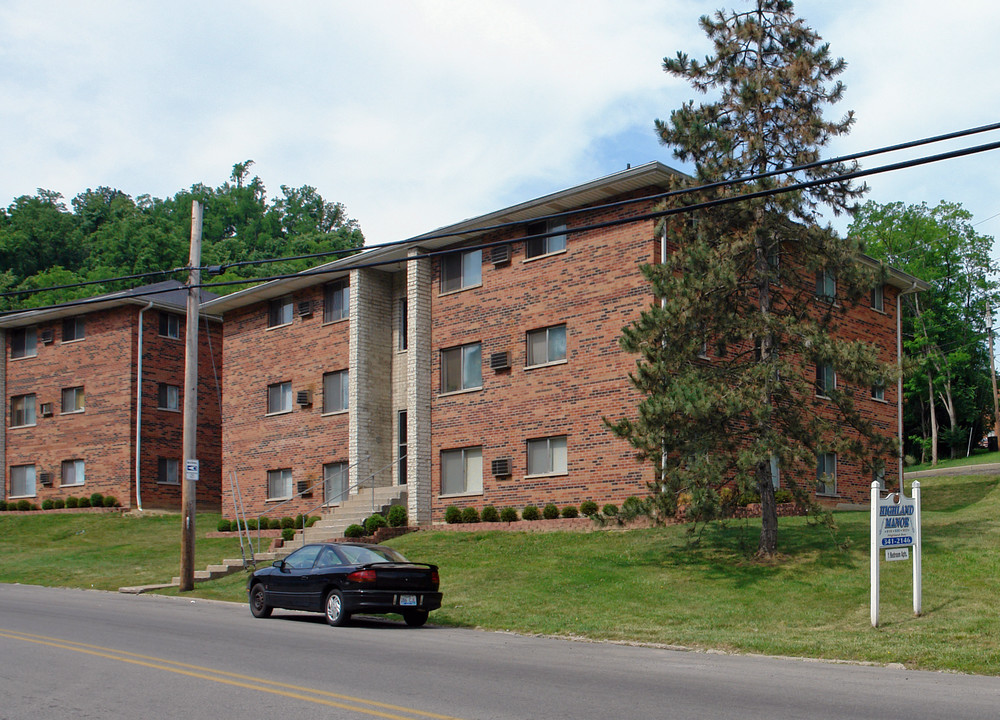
870,480 -> 922,627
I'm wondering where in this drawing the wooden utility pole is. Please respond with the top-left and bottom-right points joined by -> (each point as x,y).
988,309 -> 1000,447
179,201 -> 203,591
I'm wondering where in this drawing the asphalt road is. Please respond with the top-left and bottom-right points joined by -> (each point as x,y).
1,583 -> 998,720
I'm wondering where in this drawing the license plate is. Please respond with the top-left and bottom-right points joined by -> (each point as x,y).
400,594 -> 417,607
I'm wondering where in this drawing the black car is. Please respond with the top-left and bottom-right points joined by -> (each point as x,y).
247,542 -> 442,627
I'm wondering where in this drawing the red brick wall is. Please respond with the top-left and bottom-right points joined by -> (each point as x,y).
221,285 -> 350,520
429,193 -> 661,520
4,306 -> 223,510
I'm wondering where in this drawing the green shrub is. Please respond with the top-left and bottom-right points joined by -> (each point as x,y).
444,506 -> 462,524
602,503 -> 618,516
66,496 -> 79,508
738,491 -> 761,507
78,497 -> 91,508
344,524 -> 365,538
53,498 -> 65,509
542,503 -> 559,519
480,505 -> 500,523
42,499 -> 54,510
103,495 -> 118,507
0,501 -> 6,511
387,505 -> 408,527
561,505 -> 579,518
522,505 -> 541,521
90,493 -> 104,507
294,514 -> 304,528
281,528 -> 296,542
217,519 -> 232,532
774,489 -> 793,504
17,499 -> 32,511
280,516 -> 295,529
307,515 -> 320,527
460,506 -> 480,523
579,500 -> 599,517
365,514 -> 387,534
499,507 -> 518,522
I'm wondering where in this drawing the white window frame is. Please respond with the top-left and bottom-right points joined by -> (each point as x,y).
11,327 -> 37,359
322,370 -> 349,414
815,363 -> 836,398
323,280 -> 349,323
158,458 -> 179,485
872,381 -> 886,401
267,381 -> 293,415
871,284 -> 885,312
60,459 -> 85,487
526,436 -> 568,477
267,468 -> 293,500
10,394 -> 36,427
157,383 -> 180,411
524,219 -> 568,259
440,249 -> 482,293
323,461 -> 348,505
62,316 -> 85,342
440,343 -> 482,394
268,297 -> 294,328
526,324 -> 567,367
816,269 -> 837,303
61,386 -> 85,414
159,312 -> 181,339
10,464 -> 36,497
440,447 -> 483,496
817,452 -> 837,496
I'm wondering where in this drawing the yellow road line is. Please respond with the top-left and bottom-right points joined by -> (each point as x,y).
0,628 -> 467,720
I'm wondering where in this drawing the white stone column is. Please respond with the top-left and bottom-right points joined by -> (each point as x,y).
406,249 -> 433,524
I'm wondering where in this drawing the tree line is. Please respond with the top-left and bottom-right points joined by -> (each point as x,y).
0,160 -> 364,311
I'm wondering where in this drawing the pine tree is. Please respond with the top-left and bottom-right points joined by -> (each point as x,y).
606,0 -> 894,556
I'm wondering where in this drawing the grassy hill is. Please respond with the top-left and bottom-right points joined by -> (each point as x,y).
2,472 -> 999,675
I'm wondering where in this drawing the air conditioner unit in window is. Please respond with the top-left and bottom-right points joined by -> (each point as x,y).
39,472 -> 53,486
40,329 -> 54,344
297,300 -> 313,317
297,480 -> 313,497
490,244 -> 512,265
296,389 -> 312,406
489,352 -> 510,370
491,458 -> 512,477
40,403 -> 53,417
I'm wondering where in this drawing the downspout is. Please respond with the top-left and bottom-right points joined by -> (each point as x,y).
660,223 -> 668,488
897,282 -> 920,489
135,302 -> 153,511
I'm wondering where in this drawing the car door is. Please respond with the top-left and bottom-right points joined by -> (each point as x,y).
267,545 -> 323,609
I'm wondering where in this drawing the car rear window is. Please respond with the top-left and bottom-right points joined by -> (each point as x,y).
339,546 -> 407,565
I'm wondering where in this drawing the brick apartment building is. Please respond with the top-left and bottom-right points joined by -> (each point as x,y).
205,162 -> 927,525
1,280 -> 223,511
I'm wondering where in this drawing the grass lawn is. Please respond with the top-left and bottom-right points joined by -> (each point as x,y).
906,449 -> 1000,473
3,473 -> 1000,675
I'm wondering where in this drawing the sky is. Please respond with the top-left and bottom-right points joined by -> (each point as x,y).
2,0 -> 999,250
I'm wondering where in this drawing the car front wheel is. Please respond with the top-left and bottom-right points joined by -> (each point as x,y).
403,610 -> 428,627
249,584 -> 272,618
324,589 -> 350,626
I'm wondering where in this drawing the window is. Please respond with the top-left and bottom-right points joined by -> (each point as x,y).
872,381 -> 885,401
525,219 -> 568,259
398,410 -> 408,485
440,249 -> 482,293
62,316 -> 85,342
766,241 -> 780,279
10,465 -> 35,497
157,384 -> 180,411
268,297 -> 293,328
441,447 -> 482,496
871,284 -> 884,312
527,436 -> 568,476
815,363 -> 836,397
158,458 -> 179,485
267,381 -> 292,414
323,280 -> 349,323
526,325 -> 567,366
61,459 -> 85,487
159,312 -> 181,339
816,269 -> 837,302
10,394 -> 36,427
873,462 -> 886,488
398,298 -> 408,350
324,462 -> 348,505
770,454 -> 781,489
817,452 -> 837,495
322,371 -> 349,413
62,386 -> 85,413
441,343 -> 482,393
267,468 -> 293,500
11,327 -> 36,359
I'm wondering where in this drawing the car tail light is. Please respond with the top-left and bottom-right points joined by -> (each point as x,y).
347,569 -> 377,583
431,570 -> 440,586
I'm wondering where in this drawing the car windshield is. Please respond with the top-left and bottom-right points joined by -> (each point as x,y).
339,545 -> 408,565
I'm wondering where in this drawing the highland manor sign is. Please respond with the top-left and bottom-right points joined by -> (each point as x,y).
870,481 -> 923,627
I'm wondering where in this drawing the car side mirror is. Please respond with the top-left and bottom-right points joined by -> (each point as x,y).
274,559 -> 287,571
